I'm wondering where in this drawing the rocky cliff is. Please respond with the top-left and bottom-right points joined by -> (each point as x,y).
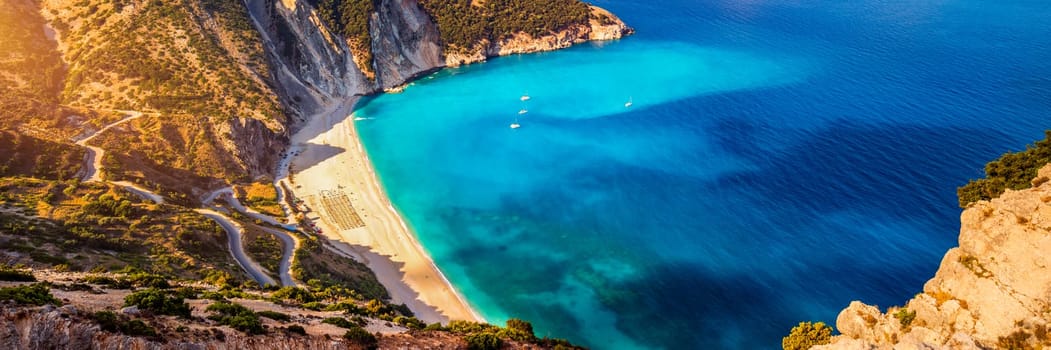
250,0 -> 631,117
444,5 -> 633,67
816,164 -> 1051,349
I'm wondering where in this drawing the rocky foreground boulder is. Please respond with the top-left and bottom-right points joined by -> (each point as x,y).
816,165 -> 1051,349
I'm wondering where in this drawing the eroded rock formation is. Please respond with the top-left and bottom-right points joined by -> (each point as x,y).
816,165 -> 1051,349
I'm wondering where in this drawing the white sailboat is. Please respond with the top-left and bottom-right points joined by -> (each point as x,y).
518,109 -> 528,115
625,96 -> 634,108
520,93 -> 531,101
510,114 -> 521,129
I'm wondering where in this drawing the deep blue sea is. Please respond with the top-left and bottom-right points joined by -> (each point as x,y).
353,0 -> 1051,348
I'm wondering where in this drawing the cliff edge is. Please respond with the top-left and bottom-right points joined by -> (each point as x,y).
443,5 -> 633,66
816,164 -> 1051,349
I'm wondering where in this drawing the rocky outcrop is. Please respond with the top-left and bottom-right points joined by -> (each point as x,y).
215,117 -> 288,182
816,165 -> 1051,349
447,5 -> 633,67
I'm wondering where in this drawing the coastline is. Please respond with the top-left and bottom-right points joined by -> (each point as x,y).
281,97 -> 483,324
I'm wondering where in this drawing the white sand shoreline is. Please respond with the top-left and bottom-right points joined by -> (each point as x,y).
282,97 -> 483,324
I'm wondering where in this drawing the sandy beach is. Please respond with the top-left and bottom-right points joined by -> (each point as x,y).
282,97 -> 482,324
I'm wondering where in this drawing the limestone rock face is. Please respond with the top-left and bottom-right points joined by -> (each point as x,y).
244,0 -> 372,117
370,0 -> 444,90
815,165 -> 1051,350
448,5 -> 634,67
247,0 -> 632,117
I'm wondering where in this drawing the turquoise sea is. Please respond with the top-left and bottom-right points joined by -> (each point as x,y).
354,0 -> 1051,348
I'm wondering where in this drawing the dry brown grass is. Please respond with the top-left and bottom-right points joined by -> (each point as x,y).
236,182 -> 283,218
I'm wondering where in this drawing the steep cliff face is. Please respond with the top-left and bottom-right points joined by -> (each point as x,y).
370,0 -> 444,90
446,5 -> 633,67
816,165 -> 1051,349
244,0 -> 444,116
248,0 -> 631,117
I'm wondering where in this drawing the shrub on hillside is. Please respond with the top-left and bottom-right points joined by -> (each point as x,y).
256,310 -> 290,322
500,318 -> 536,341
125,272 -> 172,289
206,301 -> 265,334
286,324 -> 307,335
393,315 -> 425,330
782,321 -> 833,350
505,318 -> 533,335
0,265 -> 35,281
893,308 -> 917,330
0,283 -> 60,306
82,275 -> 133,289
92,311 -> 158,337
270,286 -> 315,303
958,130 -> 1051,207
342,326 -> 378,350
465,331 -> 503,350
124,288 -> 191,318
447,320 -> 498,334
322,316 -> 356,329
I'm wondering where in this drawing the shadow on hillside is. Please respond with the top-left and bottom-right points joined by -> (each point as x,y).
321,237 -> 454,324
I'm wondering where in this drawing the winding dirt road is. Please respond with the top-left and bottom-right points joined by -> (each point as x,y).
196,208 -> 278,287
203,187 -> 299,287
259,226 -> 299,287
74,111 -> 142,183
70,111 -> 293,287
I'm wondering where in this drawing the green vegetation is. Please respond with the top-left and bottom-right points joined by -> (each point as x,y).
782,321 -> 833,350
893,308 -> 917,330
322,316 -> 358,329
497,318 -> 534,341
417,0 -> 591,53
124,288 -> 192,318
292,235 -> 388,301
271,286 -> 316,304
393,315 -> 425,330
316,0 -> 377,76
342,326 -> 378,350
957,131 -> 1051,207
0,264 -> 36,282
286,324 -> 307,335
438,319 -> 579,348
465,332 -> 502,350
0,283 -> 61,306
256,310 -> 291,322
91,311 -> 158,337
206,301 -> 266,334
245,227 -> 283,275
0,178 -> 246,284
